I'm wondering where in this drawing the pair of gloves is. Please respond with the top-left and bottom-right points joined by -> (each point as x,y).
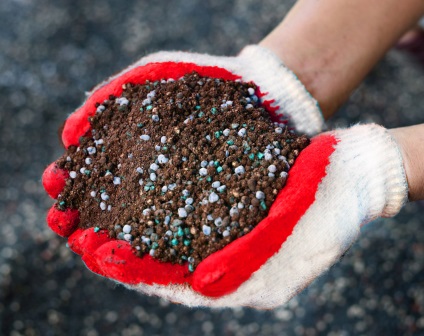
42,45 -> 408,309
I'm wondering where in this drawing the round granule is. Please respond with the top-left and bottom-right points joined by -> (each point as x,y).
56,71 -> 310,271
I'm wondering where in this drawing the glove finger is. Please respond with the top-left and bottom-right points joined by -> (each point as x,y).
67,228 -> 113,276
47,205 -> 79,237
42,162 -> 69,199
91,239 -> 192,286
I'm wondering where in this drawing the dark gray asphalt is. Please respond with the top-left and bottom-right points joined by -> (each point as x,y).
1,1 -> 424,335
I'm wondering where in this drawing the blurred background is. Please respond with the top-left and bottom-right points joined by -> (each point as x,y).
1,0 -> 424,335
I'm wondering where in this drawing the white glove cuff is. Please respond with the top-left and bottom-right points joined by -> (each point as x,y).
333,124 -> 408,219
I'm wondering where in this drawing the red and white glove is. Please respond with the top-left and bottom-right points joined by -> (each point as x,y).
42,46 -> 408,309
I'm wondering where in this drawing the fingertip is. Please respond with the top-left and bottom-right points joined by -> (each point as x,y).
67,228 -> 112,256
47,206 -> 79,237
42,163 -> 69,199
62,109 -> 91,148
93,241 -> 141,284
68,228 -> 86,254
93,240 -> 192,286
192,265 -> 228,297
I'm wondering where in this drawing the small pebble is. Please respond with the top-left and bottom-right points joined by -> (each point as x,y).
100,202 -> 106,211
141,237 -> 151,245
113,177 -> 121,185
280,171 -> 288,179
178,208 -> 188,218
256,191 -> 265,200
142,98 -> 151,106
202,225 -> 211,235
116,97 -> 129,106
268,165 -> 277,173
209,192 -> 219,203
140,135 -> 150,141
157,154 -> 168,164
123,225 -> 132,234
214,217 -> 223,226
147,90 -> 156,98
96,105 -> 105,113
182,189 -> 190,196
234,166 -> 245,174
216,185 -> 226,193
85,158 -> 92,165
69,171 -> 77,179
237,128 -> 246,137
230,207 -> 239,216
87,147 -> 96,155
199,168 -> 208,176
142,208 -> 151,216
200,160 -> 208,167
211,181 -> 221,188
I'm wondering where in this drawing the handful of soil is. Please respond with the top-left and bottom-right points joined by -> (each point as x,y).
56,71 -> 309,271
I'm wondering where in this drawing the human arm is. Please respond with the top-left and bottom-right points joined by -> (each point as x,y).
260,0 -> 424,118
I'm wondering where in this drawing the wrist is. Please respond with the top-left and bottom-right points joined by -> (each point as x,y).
389,125 -> 424,201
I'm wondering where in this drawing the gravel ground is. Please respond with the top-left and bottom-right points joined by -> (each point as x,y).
1,1 -> 424,335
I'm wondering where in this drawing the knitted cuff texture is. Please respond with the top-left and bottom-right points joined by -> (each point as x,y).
333,124 -> 408,220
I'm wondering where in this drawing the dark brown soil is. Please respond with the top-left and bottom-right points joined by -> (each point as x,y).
56,71 -> 309,271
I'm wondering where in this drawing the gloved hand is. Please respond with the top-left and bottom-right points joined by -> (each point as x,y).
42,46 -> 408,309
